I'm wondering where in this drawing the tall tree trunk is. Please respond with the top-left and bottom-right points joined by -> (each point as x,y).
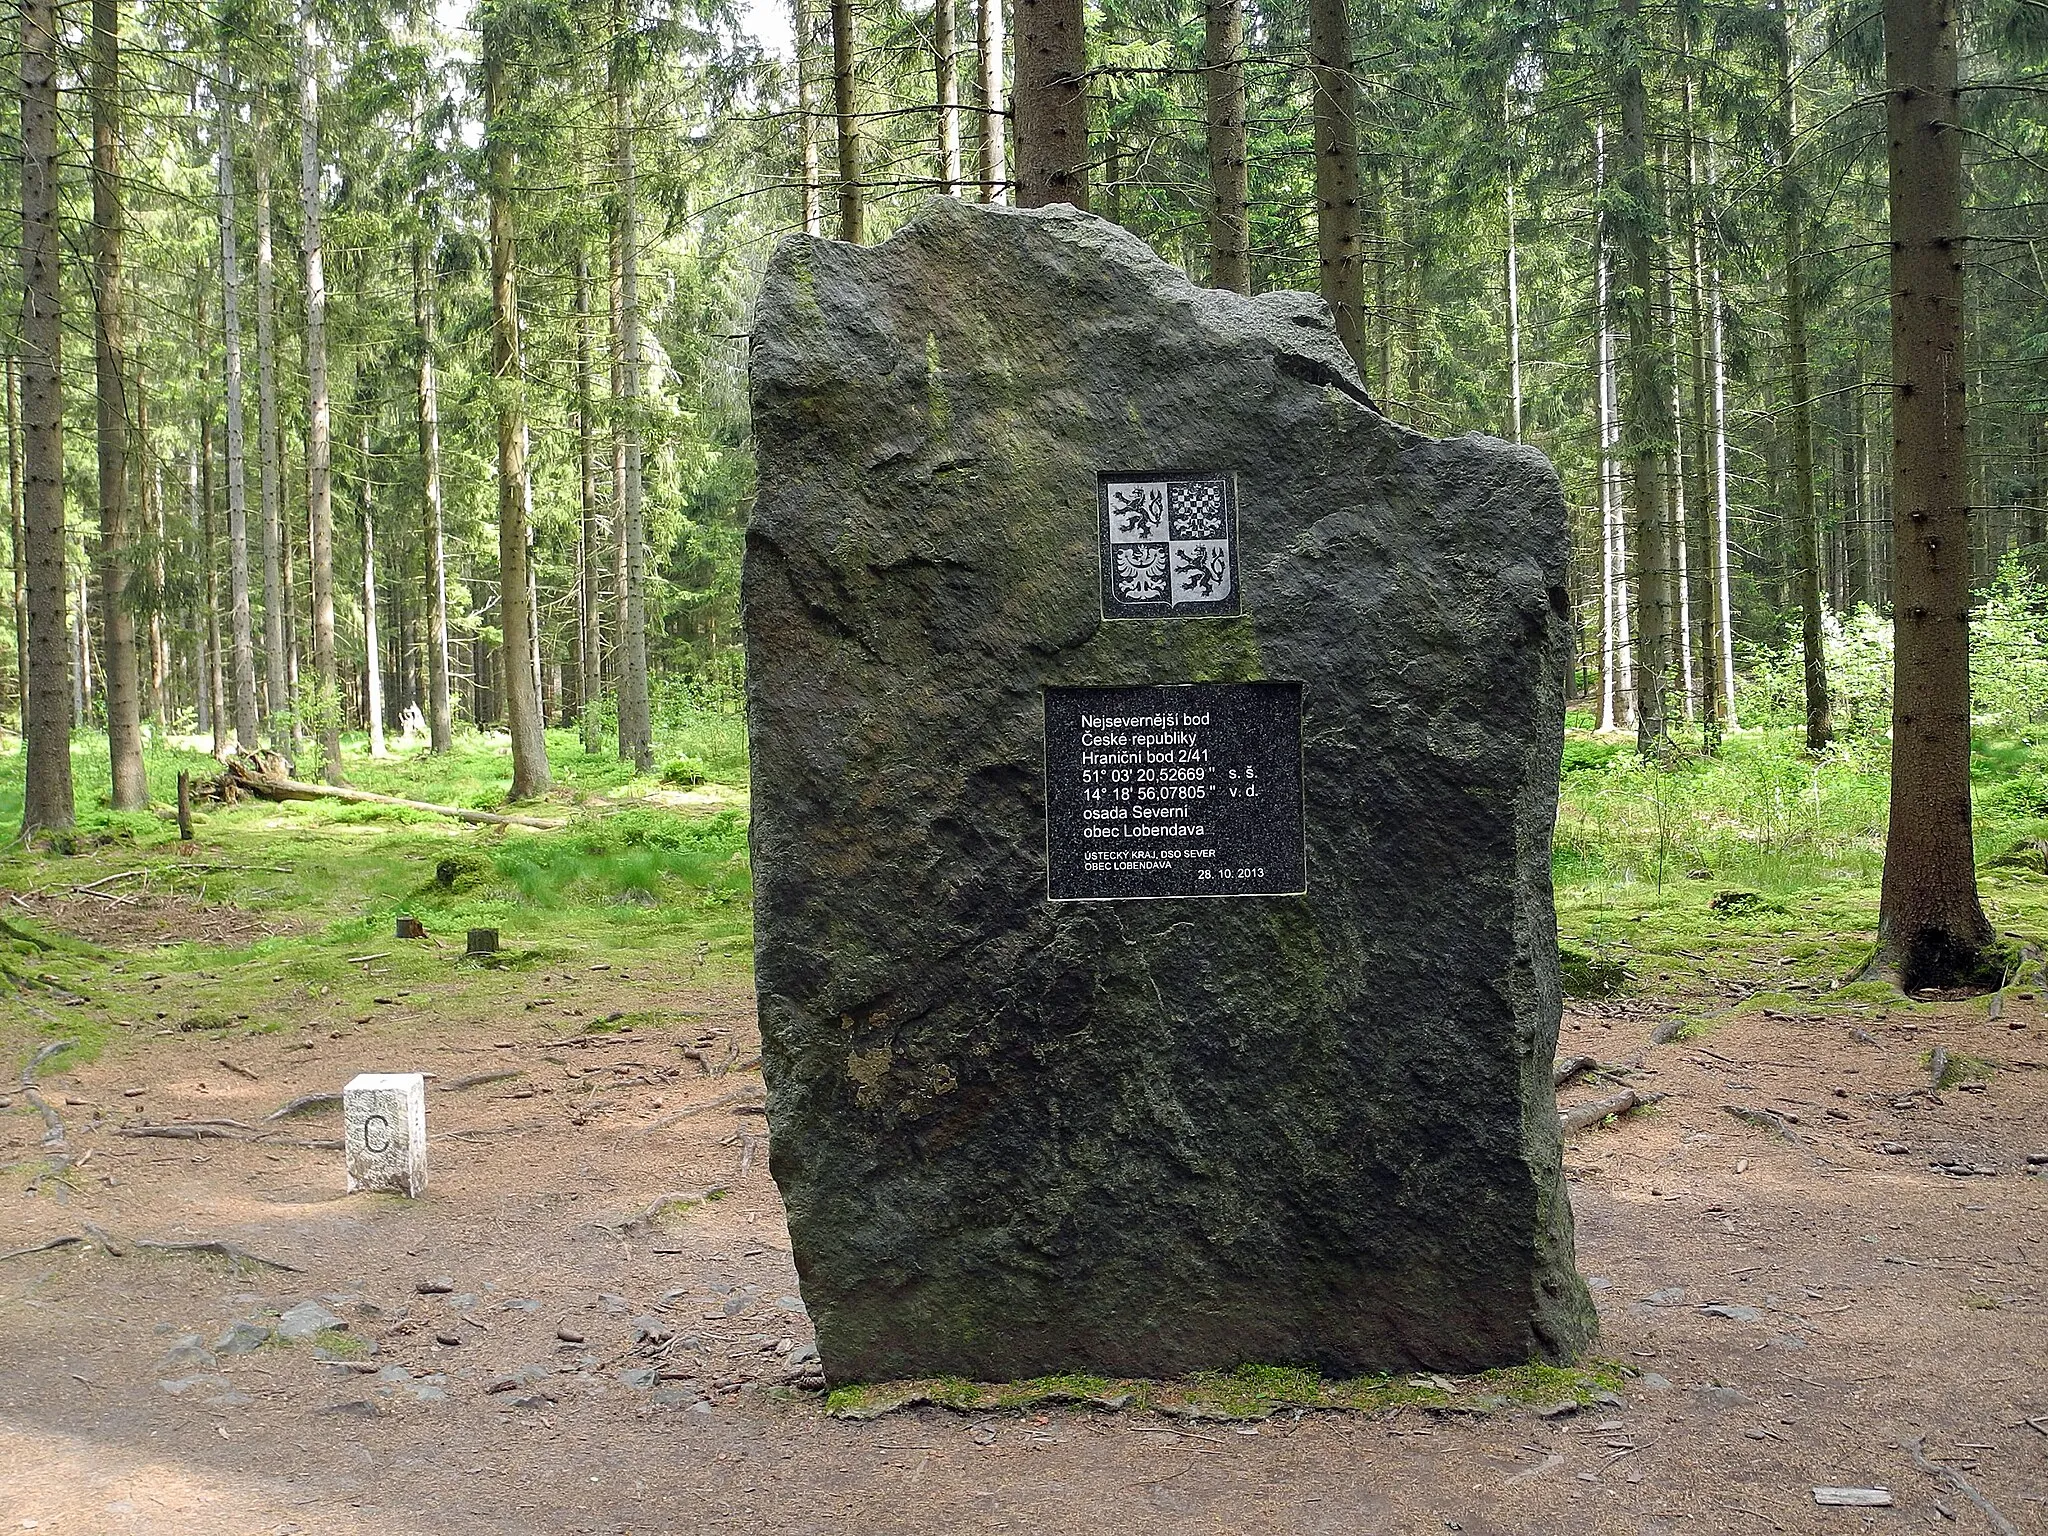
299,0 -> 341,781
139,379 -> 166,734
1204,0 -> 1250,294
1678,32 -> 1721,751
73,573 -> 89,728
360,423 -> 386,756
795,0 -> 823,234
253,88 -> 290,747
200,433 -> 227,757
5,359 -> 24,725
934,0 -> 960,194
485,30 -> 551,800
1594,137 -> 1632,733
1659,173 -> 1695,720
219,79 -> 259,751
1401,166 -> 1423,410
1616,0 -> 1675,756
976,0 -> 1006,201
1872,0 -> 1994,985
1707,210 -> 1738,726
18,0 -> 70,834
92,0 -> 146,808
830,0 -> 864,239
1013,0 -> 1088,209
283,447 -> 301,704
612,13 -> 653,773
1777,2 -> 1832,752
575,250 -> 603,752
1504,174 -> 1522,442
413,235 -> 453,753
608,223 -> 626,691
1851,358 -> 1873,601
1307,0 -> 1366,374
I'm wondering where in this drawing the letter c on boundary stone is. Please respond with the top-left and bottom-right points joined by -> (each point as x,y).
363,1114 -> 391,1153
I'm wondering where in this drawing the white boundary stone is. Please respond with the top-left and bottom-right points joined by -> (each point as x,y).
343,1072 -> 428,1196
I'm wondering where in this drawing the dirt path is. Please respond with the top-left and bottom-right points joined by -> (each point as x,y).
3,980 -> 2045,1535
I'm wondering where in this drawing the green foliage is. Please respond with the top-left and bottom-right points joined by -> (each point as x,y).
1555,732 -> 1888,893
1738,563 -> 2048,747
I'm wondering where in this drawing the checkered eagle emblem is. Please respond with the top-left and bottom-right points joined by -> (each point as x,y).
1098,473 -> 1239,619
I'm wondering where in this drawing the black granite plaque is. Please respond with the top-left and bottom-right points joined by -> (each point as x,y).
1097,472 -> 1240,619
1044,682 -> 1305,901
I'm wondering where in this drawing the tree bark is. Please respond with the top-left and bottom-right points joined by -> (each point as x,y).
18,0 -> 71,834
252,88 -> 290,748
484,30 -> 551,801
796,0 -> 823,234
574,249 -> 604,752
1678,31 -> 1721,750
218,79 -> 259,752
1658,169 -> 1695,719
139,377 -> 166,734
299,0 -> 341,782
73,573 -> 89,729
934,0 -> 960,194
413,235 -> 453,752
199,423 -> 227,757
6,358 -> 24,726
92,0 -> 146,808
359,423 -> 386,757
1307,0 -> 1366,373
1707,208 -> 1738,726
611,11 -> 653,773
1616,0 -> 1675,756
1777,2 -> 1832,752
830,0 -> 864,240
1013,0 -> 1088,209
1594,131 -> 1632,733
1873,0 -> 1994,986
1504,176 -> 1522,442
976,0 -> 1006,201
1204,0 -> 1250,294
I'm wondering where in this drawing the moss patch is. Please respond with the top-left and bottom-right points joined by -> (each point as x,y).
824,1359 -> 1632,1422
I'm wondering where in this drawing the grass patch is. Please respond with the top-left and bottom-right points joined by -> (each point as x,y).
1555,725 -> 2048,994
311,1328 -> 370,1359
0,726 -> 756,1080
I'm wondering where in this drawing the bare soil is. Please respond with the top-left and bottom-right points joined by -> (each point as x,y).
3,975 -> 2046,1535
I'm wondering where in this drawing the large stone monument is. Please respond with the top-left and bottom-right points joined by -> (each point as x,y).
745,200 -> 1595,1384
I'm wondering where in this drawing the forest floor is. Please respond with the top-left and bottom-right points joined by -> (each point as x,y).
1,727 -> 2046,1534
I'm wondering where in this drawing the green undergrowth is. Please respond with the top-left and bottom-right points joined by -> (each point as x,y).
1555,725 -> 2048,1000
823,1359 -> 1632,1422
0,727 -> 754,1076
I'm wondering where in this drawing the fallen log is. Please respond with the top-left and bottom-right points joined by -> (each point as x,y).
212,757 -> 565,830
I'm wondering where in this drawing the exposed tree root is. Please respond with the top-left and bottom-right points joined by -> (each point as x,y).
1559,1088 -> 1664,1132
18,1039 -> 74,1154
638,1084 -> 765,1133
0,1229 -> 299,1273
266,1092 -> 343,1121
1723,1104 -> 1802,1143
1905,1437 -> 2021,1536
0,1235 -> 84,1261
